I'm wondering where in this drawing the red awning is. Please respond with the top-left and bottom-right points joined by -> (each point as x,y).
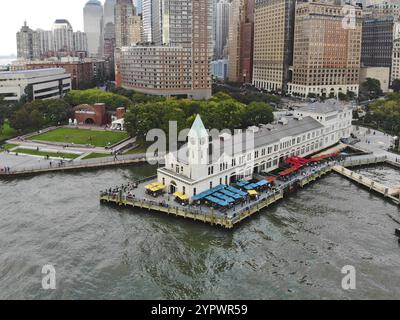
279,166 -> 299,176
309,153 -> 338,162
266,176 -> 277,183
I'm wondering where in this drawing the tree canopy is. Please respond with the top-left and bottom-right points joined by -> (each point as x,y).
364,93 -> 400,135
64,89 -> 133,111
10,99 -> 71,132
124,92 -> 274,142
360,78 -> 383,100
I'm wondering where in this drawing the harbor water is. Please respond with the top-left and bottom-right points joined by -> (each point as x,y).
0,164 -> 399,299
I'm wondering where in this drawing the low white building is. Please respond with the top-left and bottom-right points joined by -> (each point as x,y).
157,100 -> 353,198
0,68 -> 71,101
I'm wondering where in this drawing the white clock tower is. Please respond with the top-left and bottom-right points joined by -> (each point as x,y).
187,115 -> 209,180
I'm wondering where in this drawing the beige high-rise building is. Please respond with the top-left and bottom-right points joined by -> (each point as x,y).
128,16 -> 142,45
252,0 -> 295,93
115,0 -> 136,48
287,1 -> 363,98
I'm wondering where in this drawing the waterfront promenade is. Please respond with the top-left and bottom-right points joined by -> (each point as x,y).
0,151 -> 163,177
1,125 -> 399,178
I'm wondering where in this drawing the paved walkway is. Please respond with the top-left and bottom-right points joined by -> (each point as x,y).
352,126 -> 399,162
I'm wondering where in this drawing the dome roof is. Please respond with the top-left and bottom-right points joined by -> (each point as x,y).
85,0 -> 102,6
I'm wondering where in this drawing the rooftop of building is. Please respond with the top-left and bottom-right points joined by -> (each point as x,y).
296,99 -> 351,114
0,68 -> 68,78
85,0 -> 102,6
171,115 -> 325,165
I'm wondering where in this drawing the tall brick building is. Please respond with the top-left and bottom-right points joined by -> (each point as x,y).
228,0 -> 254,84
287,1 -> 363,98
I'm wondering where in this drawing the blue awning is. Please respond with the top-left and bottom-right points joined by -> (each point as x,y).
244,183 -> 258,190
206,196 -> 229,207
214,192 -> 235,203
220,189 -> 241,199
236,180 -> 250,187
192,184 -> 227,201
255,180 -> 269,187
227,186 -> 247,197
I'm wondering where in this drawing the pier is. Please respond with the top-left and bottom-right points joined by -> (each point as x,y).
100,164 -> 334,229
332,165 -> 400,205
99,152 -> 400,229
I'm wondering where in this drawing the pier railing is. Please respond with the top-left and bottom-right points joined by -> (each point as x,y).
0,153 -> 164,176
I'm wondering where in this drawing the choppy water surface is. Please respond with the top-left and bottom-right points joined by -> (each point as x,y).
0,164 -> 399,300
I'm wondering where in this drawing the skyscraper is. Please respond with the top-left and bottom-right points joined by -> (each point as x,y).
287,1 -> 363,98
215,0 -> 231,59
16,21 -> 40,60
228,0 -> 254,83
104,0 -> 116,25
83,0 -> 104,57
36,29 -> 54,56
74,31 -> 89,52
52,19 -> 74,52
252,0 -> 295,93
120,0 -> 213,99
142,0 -> 152,42
128,16 -> 142,45
115,0 -> 136,48
134,0 -> 143,15
141,0 -> 162,43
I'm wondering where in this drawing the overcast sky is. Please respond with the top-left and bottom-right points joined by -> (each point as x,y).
0,0 -> 89,56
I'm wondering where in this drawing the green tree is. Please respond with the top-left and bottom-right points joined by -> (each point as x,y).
64,89 -> 133,110
242,102 -> 274,127
360,78 -> 383,99
391,79 -> 400,93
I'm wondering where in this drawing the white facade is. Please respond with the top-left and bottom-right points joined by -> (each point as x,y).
0,68 -> 71,101
287,83 -> 360,98
73,31 -> 89,52
157,100 -> 353,198
36,29 -> 54,54
53,20 -> 74,52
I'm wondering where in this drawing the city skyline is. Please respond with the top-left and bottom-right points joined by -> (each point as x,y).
0,0 -> 97,56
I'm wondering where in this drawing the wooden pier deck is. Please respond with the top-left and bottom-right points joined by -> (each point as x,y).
332,165 -> 400,205
100,166 -> 333,229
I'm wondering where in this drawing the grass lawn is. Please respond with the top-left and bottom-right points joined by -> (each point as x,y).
0,122 -> 17,141
123,143 -> 151,155
1,143 -> 18,151
81,152 -> 111,160
13,148 -> 80,159
29,128 -> 129,147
